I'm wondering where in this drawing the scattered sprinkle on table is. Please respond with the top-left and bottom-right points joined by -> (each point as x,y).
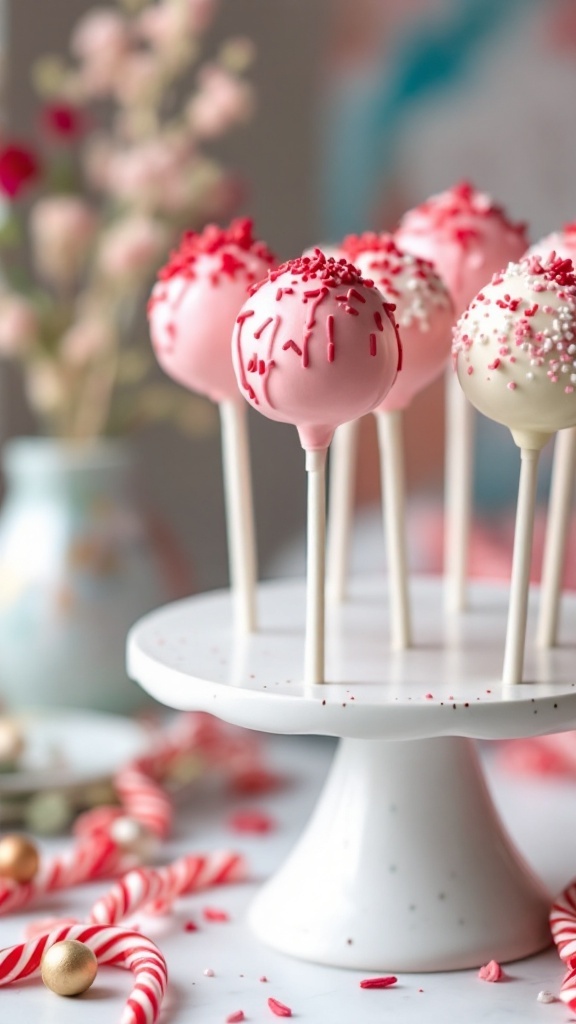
183,920 -> 198,932
203,968 -> 215,977
268,996 -> 292,1016
229,810 -> 276,834
203,907 -> 230,922
226,1012 -> 245,1023
478,960 -> 503,982
359,976 -> 397,989
537,990 -> 555,1003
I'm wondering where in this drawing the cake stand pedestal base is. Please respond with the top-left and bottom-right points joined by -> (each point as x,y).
249,735 -> 550,972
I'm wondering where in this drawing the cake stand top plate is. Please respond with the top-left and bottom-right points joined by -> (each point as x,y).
127,576 -> 576,741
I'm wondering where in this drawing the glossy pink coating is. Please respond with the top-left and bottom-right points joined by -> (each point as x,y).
343,232 -> 453,411
395,181 -> 528,315
231,250 -> 402,451
527,222 -> 576,264
148,218 -> 276,403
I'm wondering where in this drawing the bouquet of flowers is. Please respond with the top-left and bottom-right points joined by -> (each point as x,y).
0,0 -> 255,439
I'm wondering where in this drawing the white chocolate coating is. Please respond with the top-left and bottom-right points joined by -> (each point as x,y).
232,250 -> 402,450
343,233 -> 453,411
453,254 -> 576,449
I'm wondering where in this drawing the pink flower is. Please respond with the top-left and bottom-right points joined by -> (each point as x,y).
104,138 -> 190,211
186,0 -> 218,32
0,295 -> 39,357
71,8 -> 129,62
61,319 -> 114,366
30,196 -> 98,287
137,2 -> 189,51
71,8 -> 131,98
97,215 -> 168,282
187,66 -> 254,138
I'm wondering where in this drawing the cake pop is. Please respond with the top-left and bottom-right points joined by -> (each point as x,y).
148,218 -> 276,633
453,253 -> 576,685
233,250 -> 401,450
396,181 -> 529,612
232,249 -> 401,683
327,233 -> 453,647
525,227 -> 576,648
149,218 -> 275,402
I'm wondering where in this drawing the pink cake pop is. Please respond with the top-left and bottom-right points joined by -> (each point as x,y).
148,217 -> 276,402
395,181 -> 528,314
396,181 -> 529,613
526,226 -> 576,648
342,233 -> 453,410
232,250 -> 401,450
148,218 -> 276,634
453,253 -> 576,685
232,249 -> 401,683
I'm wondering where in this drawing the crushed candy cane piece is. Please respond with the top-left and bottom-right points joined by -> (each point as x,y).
537,990 -> 555,1003
360,975 -> 397,989
228,810 -> 276,834
478,960 -> 503,982
226,1012 -> 245,1023
203,906 -> 230,922
268,996 -> 292,1016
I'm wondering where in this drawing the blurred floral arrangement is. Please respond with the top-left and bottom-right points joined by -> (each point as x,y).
0,0 -> 255,439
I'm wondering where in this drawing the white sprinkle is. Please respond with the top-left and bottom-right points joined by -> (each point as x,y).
203,968 -> 215,977
536,990 -> 555,1004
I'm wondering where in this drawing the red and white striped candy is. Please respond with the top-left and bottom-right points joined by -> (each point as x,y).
0,836 -> 127,917
89,850 -> 247,925
0,923 -> 167,1024
114,765 -> 172,840
560,965 -> 576,1013
550,880 -> 576,965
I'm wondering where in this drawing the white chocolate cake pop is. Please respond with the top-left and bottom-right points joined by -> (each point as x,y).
343,232 -> 453,410
453,254 -> 576,449
527,222 -> 576,263
396,181 -> 528,314
232,249 -> 402,450
148,218 -> 276,402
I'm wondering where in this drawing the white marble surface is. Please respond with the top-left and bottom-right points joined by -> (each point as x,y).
0,734 -> 574,1023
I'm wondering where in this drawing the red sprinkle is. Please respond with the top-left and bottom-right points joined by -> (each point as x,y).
203,907 -> 230,923
260,976 -> 268,983
228,810 -> 276,834
425,693 -> 434,700
268,997 -> 292,1016
183,920 -> 198,932
226,1012 -> 245,1023
360,976 -> 397,989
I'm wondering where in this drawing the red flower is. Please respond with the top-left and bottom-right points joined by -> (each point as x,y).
0,143 -> 40,198
41,103 -> 87,141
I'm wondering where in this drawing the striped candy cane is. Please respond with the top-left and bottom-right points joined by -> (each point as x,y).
550,879 -> 576,1012
0,923 -> 167,1024
89,850 -> 247,925
0,837 -> 127,916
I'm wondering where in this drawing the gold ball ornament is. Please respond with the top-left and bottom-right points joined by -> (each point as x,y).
0,834 -> 39,882
41,940 -> 98,997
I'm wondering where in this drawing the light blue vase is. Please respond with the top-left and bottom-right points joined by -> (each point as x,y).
0,437 -> 187,713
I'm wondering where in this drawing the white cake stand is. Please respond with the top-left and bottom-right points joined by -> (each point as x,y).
127,575 -> 576,973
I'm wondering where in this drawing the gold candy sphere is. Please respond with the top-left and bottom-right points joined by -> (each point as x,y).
0,834 -> 39,883
41,940 -> 98,997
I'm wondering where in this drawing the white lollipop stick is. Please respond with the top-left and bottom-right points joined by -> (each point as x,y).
377,410 -> 411,649
220,398 -> 258,634
305,449 -> 327,685
444,370 -> 474,613
503,447 -> 540,686
537,426 -> 576,648
326,419 -> 360,604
